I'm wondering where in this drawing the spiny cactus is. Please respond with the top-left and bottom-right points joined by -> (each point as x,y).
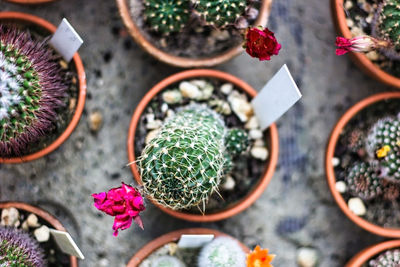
143,0 -> 191,34
151,255 -> 185,267
369,249 -> 400,267
198,236 -> 246,267
366,117 -> 400,181
0,226 -> 45,267
139,104 -> 226,210
193,0 -> 247,28
225,128 -> 249,157
0,26 -> 67,157
376,0 -> 400,50
346,162 -> 383,200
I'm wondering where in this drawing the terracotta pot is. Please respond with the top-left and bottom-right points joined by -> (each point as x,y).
4,0 -> 56,4
0,201 -> 78,267
116,0 -> 273,68
127,69 -> 279,222
331,0 -> 400,88
346,240 -> 400,267
0,12 -> 87,164
325,92 -> 400,238
127,228 -> 249,267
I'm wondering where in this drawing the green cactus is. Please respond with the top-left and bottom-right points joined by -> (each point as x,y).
369,249 -> 400,267
345,162 -> 383,200
143,0 -> 191,34
225,128 -> 249,156
193,0 -> 247,28
139,105 -> 227,210
0,226 -> 45,267
198,236 -> 246,267
151,255 -> 185,267
377,0 -> 400,50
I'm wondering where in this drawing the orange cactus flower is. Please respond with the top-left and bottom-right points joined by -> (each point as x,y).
247,245 -> 276,267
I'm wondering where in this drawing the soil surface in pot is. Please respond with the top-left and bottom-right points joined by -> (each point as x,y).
1,21 -> 79,158
129,0 -> 260,58
134,78 -> 269,214
0,207 -> 71,266
343,0 -> 400,77
333,98 -> 400,228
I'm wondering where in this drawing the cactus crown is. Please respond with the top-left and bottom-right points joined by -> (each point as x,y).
0,26 -> 67,157
193,0 -> 247,28
369,249 -> 400,267
143,0 -> 191,34
346,162 -> 383,200
377,0 -> 400,50
225,128 -> 249,156
139,105 -> 227,210
198,236 -> 246,267
151,255 -> 185,267
0,226 -> 45,267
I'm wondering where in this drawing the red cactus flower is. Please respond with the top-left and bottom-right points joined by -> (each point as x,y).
244,26 -> 281,61
335,36 -> 390,55
92,183 -> 145,236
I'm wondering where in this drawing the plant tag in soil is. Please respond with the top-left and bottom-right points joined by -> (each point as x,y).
49,18 -> 83,62
49,229 -> 85,260
177,234 -> 214,248
251,64 -> 302,130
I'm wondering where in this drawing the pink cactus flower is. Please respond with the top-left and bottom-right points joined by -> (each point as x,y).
335,36 -> 390,56
92,183 -> 145,236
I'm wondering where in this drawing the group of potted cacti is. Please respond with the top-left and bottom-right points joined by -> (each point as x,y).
0,0 -> 399,266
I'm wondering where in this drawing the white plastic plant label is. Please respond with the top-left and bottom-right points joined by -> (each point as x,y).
251,64 -> 302,130
177,234 -> 214,248
49,229 -> 85,260
49,18 -> 83,62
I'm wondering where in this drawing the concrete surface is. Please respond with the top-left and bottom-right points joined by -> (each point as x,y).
0,0 -> 397,266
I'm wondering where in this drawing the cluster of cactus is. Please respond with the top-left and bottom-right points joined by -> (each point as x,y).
138,104 -> 249,211
0,226 -> 45,267
142,0 -> 251,34
0,26 -> 67,157
369,249 -> 400,267
344,115 -> 400,201
198,236 -> 246,267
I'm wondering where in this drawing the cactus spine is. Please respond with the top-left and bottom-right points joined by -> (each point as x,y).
369,249 -> 400,267
0,226 -> 45,267
377,0 -> 400,50
346,162 -> 383,200
151,255 -> 185,267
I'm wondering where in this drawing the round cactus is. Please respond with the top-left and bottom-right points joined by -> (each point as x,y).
139,105 -> 226,210
198,236 -> 246,267
369,249 -> 400,267
151,255 -> 185,267
143,0 -> 191,34
0,26 -> 67,157
193,0 -> 247,28
345,162 -> 383,200
376,0 -> 400,50
0,226 -> 45,267
225,128 -> 249,157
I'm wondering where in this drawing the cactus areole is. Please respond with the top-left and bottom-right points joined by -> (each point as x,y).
0,26 -> 67,157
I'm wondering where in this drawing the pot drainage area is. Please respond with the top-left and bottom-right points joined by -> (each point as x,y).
0,0 -> 395,266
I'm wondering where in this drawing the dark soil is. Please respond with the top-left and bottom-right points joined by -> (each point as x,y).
134,78 -> 270,214
334,98 -> 400,228
129,0 -> 260,58
0,207 -> 71,267
344,0 -> 400,76
1,21 -> 79,158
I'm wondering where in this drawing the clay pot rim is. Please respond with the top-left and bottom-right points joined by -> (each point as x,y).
4,0 -> 56,4
331,0 -> 400,88
325,92 -> 400,238
127,69 -> 279,222
345,240 -> 400,267
0,11 -> 87,164
116,0 -> 273,68
127,228 -> 250,267
0,201 -> 78,267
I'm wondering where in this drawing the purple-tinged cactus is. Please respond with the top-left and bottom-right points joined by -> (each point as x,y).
0,26 -> 68,157
0,226 -> 45,267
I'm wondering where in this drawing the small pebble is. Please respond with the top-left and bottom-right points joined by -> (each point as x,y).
1,207 -> 19,227
335,181 -> 347,193
220,83 -> 233,95
179,81 -> 201,99
253,139 -> 265,147
297,247 -> 319,267
221,175 -> 236,190
166,109 -> 175,118
162,90 -> 182,104
249,129 -> 263,140
344,0 -> 353,9
346,18 -> 354,28
245,116 -> 260,129
146,120 -> 162,130
69,98 -> 77,111
59,60 -> 68,69
146,129 -> 160,144
22,220 -> 29,231
168,242 -> 178,255
161,103 -> 168,113
34,225 -> 50,242
190,80 -> 207,88
228,91 -> 254,122
366,51 -> 379,61
348,197 -> 366,216
26,214 -> 40,228
251,146 -> 269,160
89,111 -> 103,132
332,157 -> 340,167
